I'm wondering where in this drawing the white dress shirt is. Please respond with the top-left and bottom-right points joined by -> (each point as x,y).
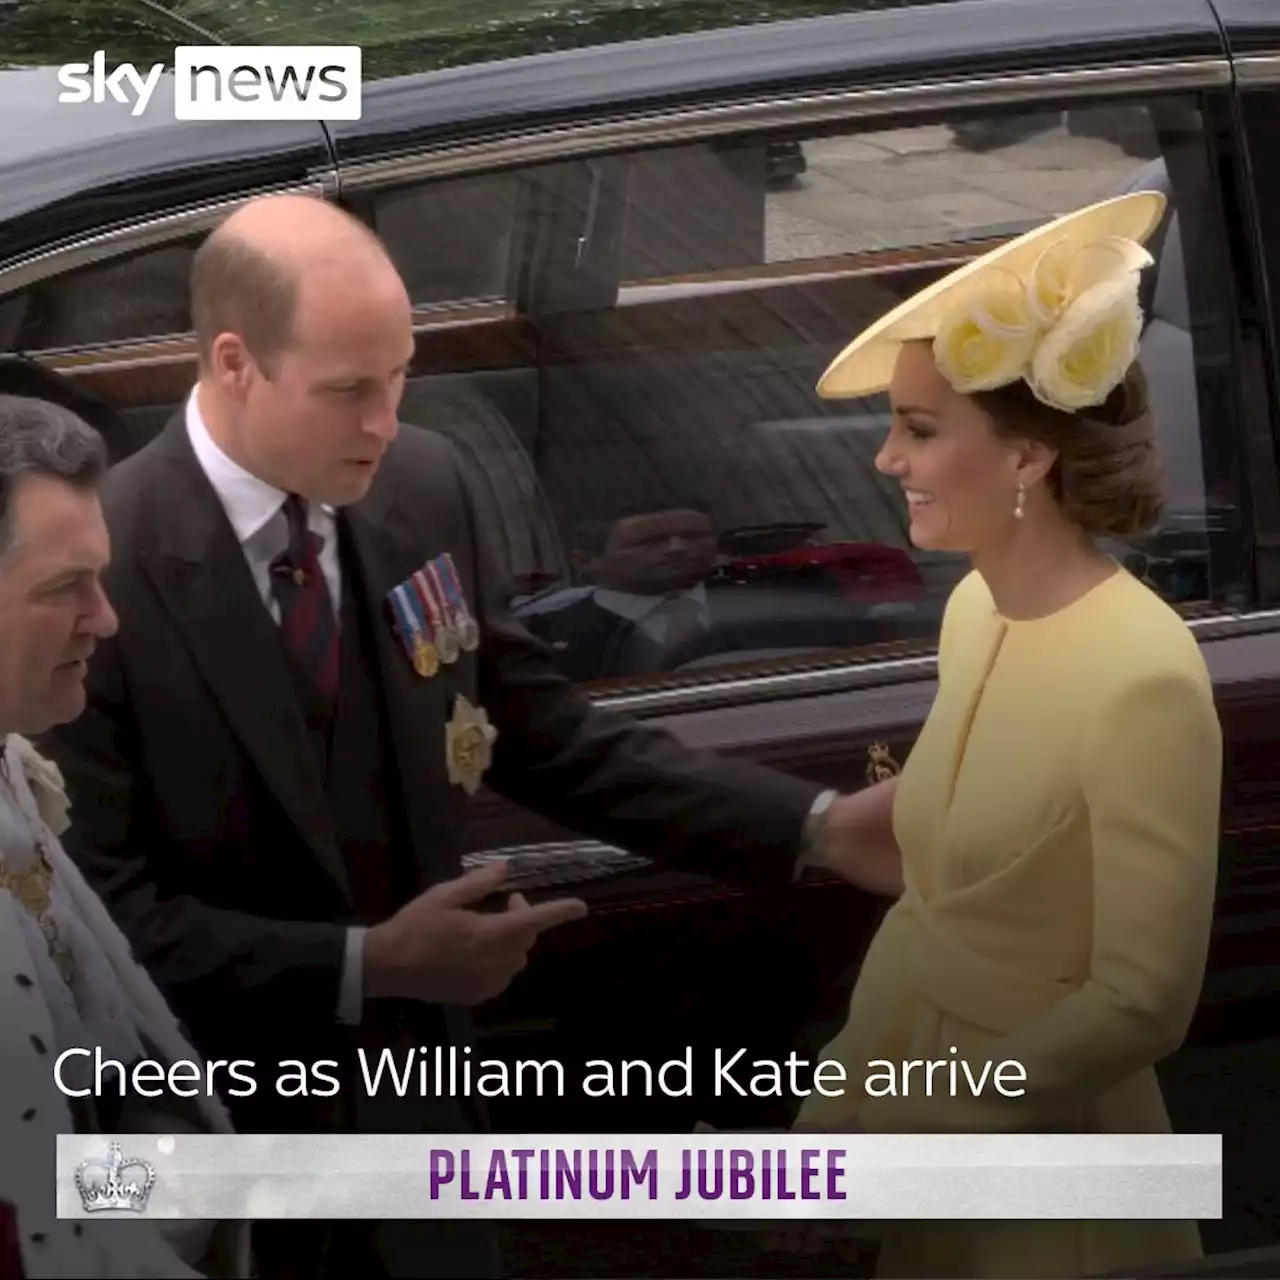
185,391 -> 366,1026
592,583 -> 709,640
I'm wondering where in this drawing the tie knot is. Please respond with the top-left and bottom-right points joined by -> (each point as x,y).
281,493 -> 308,539
275,494 -> 323,568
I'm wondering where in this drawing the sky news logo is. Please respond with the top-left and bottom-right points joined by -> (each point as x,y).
56,47 -> 362,120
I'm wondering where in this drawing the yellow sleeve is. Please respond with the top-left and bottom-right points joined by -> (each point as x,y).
859,664 -> 1223,1133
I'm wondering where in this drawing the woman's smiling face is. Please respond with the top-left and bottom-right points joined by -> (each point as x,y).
875,341 -> 1049,553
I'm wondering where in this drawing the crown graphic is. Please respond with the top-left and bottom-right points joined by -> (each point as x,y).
74,1143 -> 155,1214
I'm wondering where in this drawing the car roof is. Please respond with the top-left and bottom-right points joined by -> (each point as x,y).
0,0 -> 1225,267
331,0 -> 1220,158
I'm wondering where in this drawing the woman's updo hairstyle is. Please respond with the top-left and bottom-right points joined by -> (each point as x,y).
971,363 -> 1163,538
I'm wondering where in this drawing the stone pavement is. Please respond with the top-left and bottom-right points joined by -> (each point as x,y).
767,115 -> 1147,262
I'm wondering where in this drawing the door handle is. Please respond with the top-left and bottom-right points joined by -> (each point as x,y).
463,839 -> 651,891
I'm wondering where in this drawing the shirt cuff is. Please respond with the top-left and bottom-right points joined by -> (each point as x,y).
795,788 -> 837,880
338,927 -> 366,1025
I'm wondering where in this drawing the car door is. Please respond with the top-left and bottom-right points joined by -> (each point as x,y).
320,0 -> 1280,1134
1199,0 -> 1280,1037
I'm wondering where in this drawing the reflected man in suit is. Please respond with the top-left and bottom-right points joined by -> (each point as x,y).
37,195 -> 899,1280
520,499 -> 718,680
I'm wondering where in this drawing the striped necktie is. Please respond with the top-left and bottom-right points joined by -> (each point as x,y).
269,494 -> 339,708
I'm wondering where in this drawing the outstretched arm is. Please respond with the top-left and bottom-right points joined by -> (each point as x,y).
454,460 -> 827,891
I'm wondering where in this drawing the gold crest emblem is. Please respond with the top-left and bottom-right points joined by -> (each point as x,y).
446,696 -> 498,796
865,742 -> 901,785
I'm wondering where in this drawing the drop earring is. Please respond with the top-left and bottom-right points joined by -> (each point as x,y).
1014,483 -> 1027,520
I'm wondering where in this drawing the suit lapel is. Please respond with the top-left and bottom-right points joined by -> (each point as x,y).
341,496 -> 458,887
138,421 -> 350,902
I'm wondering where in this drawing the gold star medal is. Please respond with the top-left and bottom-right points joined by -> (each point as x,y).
446,696 -> 497,796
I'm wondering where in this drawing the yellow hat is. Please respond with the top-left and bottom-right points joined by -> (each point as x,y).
816,191 -> 1167,412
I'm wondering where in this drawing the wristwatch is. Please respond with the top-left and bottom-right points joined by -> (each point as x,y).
797,788 -> 837,875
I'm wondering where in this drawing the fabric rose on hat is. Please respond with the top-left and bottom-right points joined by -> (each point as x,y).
931,233 -> 1151,412
933,268 -> 1038,394
1026,276 -> 1144,411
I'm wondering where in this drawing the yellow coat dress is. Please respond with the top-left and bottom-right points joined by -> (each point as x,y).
796,566 -> 1223,1279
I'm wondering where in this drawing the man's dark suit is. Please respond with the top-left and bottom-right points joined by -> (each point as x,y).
521,592 -> 688,682
37,414 -> 821,1276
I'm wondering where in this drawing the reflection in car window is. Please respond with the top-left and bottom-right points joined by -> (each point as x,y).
763,108 -> 1159,262
9,96 -> 1238,694
415,101 -> 1233,688
344,174 -> 519,307
4,241 -> 201,352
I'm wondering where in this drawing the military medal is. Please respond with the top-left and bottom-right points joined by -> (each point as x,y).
387,580 -> 438,677
417,563 -> 460,664
388,553 -> 478,671
435,553 -> 481,652
412,632 -> 439,678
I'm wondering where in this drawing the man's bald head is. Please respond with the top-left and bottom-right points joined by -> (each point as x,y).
191,194 -> 401,370
189,192 -> 416,508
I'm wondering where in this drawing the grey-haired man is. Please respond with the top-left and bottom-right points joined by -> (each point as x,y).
0,395 -> 248,1278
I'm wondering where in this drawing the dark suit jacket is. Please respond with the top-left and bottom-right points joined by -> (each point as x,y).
522,593 -> 672,682
523,582 -> 907,682
37,414 -> 820,1130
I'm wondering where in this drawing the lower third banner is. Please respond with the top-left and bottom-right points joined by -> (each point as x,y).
56,1133 -> 1221,1222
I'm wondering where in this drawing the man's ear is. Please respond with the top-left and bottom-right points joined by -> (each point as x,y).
207,334 -> 258,400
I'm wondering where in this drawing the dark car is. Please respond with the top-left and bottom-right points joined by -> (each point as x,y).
4,0 -> 1280,1268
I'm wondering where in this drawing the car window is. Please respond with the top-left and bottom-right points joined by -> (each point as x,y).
409,99 -> 1239,689
343,173 -> 520,308
0,171 -> 523,352
5,93 -> 1244,697
1,239 -> 203,353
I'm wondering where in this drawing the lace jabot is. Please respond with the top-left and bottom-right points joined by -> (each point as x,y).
0,735 -> 146,1080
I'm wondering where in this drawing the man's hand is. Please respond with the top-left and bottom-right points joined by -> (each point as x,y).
362,861 -> 588,1004
816,786 -> 905,896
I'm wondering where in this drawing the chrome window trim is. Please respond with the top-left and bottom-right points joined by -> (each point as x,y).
0,177 -> 332,301
1234,55 -> 1280,88
593,610 -> 1280,716
334,57 -> 1229,193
